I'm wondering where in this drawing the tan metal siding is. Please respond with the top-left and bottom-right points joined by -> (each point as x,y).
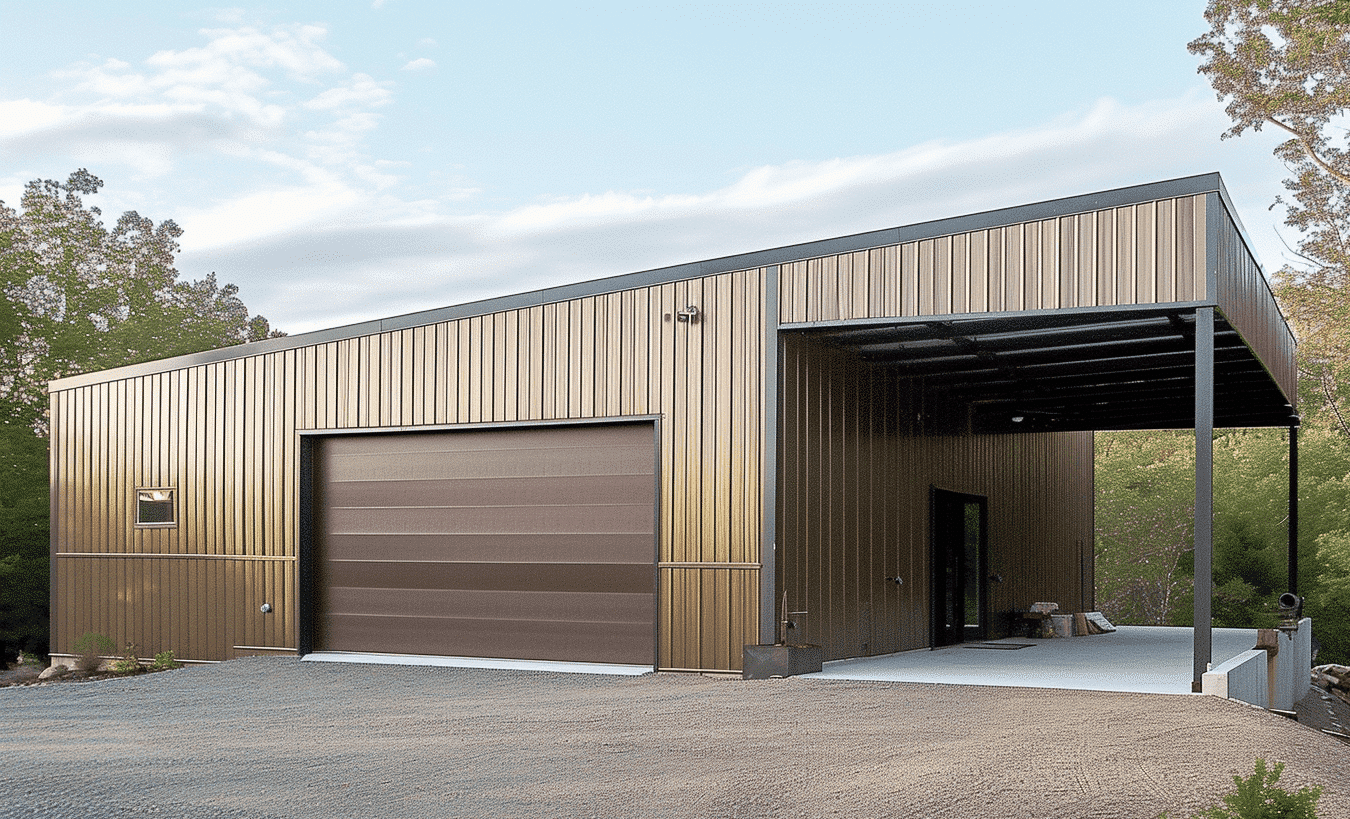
1211,199 -> 1298,404
780,194 -> 1211,323
50,268 -> 766,671
778,335 -> 1094,661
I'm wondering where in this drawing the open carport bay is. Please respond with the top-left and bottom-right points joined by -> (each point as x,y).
2,657 -> 1345,819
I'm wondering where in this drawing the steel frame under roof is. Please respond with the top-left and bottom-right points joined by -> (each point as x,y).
787,303 -> 1294,434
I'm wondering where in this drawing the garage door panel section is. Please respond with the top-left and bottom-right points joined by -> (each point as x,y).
323,614 -> 656,665
324,443 -> 653,481
328,588 -> 653,624
322,475 -> 645,508
324,503 -> 653,537
314,423 -> 656,665
322,533 -> 649,564
322,561 -> 653,593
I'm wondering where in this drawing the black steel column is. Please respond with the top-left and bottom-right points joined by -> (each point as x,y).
1290,419 -> 1299,595
1193,307 -> 1214,690
760,266 -> 780,646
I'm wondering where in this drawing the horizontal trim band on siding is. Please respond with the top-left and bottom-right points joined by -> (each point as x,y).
325,613 -> 651,626
659,666 -> 742,674
49,175 -> 1234,391
54,553 -> 296,561
232,646 -> 297,652
658,562 -> 761,569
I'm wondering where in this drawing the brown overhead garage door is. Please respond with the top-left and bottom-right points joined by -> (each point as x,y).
312,422 -> 657,665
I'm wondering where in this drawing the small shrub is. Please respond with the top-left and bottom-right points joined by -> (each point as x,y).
1168,758 -> 1322,819
111,643 -> 142,675
18,650 -> 45,668
150,650 -> 183,671
71,632 -> 115,671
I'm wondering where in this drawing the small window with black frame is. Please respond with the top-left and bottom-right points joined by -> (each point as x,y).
136,488 -> 176,526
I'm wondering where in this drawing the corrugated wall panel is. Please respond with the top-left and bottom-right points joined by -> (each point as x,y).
778,335 -> 1094,661
1211,198 -> 1298,404
50,268 -> 767,671
780,194 -> 1212,323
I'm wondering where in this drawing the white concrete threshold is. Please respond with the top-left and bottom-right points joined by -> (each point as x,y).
300,651 -> 651,676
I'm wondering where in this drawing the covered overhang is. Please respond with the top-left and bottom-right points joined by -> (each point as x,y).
787,303 -> 1294,433
764,173 -> 1301,689
780,299 -> 1297,691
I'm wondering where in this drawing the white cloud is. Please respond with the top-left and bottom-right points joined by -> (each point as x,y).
146,25 -> 343,78
2,22 -> 399,196
178,90 -> 1290,335
401,58 -> 436,71
177,183 -> 364,248
303,74 -> 393,110
0,99 -> 68,139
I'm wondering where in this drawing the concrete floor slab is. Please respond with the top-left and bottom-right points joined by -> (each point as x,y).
803,625 -> 1260,695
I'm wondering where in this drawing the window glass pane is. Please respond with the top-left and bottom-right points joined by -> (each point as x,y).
136,489 -> 175,525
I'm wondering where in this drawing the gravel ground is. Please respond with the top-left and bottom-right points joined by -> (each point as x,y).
1,656 -> 1346,819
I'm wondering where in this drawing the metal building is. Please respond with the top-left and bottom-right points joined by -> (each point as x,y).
48,173 -> 1296,674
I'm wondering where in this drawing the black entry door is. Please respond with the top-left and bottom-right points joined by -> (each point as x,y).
931,489 -> 988,647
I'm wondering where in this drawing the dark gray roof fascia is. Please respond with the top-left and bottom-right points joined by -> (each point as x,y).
48,172 -> 1231,391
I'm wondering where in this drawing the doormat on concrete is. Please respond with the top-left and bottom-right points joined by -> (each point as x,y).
963,643 -> 1036,650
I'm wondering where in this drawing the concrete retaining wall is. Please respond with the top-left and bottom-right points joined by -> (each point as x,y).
1202,650 -> 1269,708
1267,618 -> 1313,712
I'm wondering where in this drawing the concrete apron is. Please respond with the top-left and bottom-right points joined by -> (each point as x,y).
301,651 -> 651,676
802,626 -> 1260,696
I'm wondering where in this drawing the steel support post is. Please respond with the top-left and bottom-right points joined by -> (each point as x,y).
759,266 -> 781,647
1290,421 -> 1299,595
1193,307 -> 1214,690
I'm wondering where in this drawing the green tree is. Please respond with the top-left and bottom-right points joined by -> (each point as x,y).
1190,0 -> 1350,432
0,170 -> 280,661
0,423 -> 50,659
1186,0 -> 1350,665
1096,424 -> 1350,664
1094,430 -> 1196,626
0,170 -> 280,435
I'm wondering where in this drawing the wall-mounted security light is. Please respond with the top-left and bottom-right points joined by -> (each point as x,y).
259,603 -> 272,614
675,306 -> 701,323
1011,416 -> 1025,423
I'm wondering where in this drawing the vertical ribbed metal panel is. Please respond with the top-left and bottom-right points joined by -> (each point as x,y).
779,194 -> 1212,323
50,267 -> 768,671
1210,198 -> 1298,404
777,334 -> 1094,661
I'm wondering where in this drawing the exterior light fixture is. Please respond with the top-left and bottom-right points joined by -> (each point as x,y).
1011,415 -> 1025,423
675,306 -> 701,323
259,603 -> 272,614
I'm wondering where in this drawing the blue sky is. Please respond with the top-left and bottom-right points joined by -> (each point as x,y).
0,1 -> 1291,334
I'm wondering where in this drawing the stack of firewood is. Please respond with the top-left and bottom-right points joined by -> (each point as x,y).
1312,664 -> 1350,706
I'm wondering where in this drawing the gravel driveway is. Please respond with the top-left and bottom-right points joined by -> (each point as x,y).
2,656 -> 1345,818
